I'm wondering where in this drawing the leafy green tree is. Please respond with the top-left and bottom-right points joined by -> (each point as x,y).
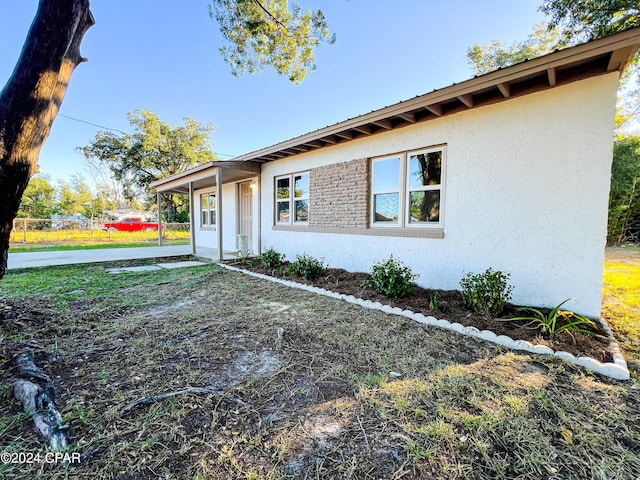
467,23 -> 564,75
81,110 -> 216,221
468,2 -> 640,97
56,174 -> 96,217
210,0 -> 335,83
0,0 -> 333,279
541,0 -> 640,115
608,134 -> 640,243
17,175 -> 57,219
540,0 -> 640,41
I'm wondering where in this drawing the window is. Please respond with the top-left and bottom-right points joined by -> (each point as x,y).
200,193 -> 216,227
275,172 -> 309,224
371,146 -> 445,228
372,156 -> 401,223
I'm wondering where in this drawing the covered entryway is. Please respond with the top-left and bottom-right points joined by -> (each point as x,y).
150,161 -> 261,262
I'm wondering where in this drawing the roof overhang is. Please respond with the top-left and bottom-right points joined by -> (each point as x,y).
151,160 -> 261,194
230,27 -> 640,164
152,27 -> 640,193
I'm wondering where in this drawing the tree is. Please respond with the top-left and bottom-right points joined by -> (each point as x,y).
81,110 -> 217,221
0,0 -> 94,279
541,0 -> 640,116
467,23 -> 564,75
56,174 -> 96,217
17,175 -> 57,219
210,0 -> 335,83
0,0 -> 333,279
540,0 -> 640,41
608,134 -> 640,243
468,3 -> 640,86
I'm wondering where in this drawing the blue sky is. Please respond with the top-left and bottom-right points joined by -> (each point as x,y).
0,1 -> 546,185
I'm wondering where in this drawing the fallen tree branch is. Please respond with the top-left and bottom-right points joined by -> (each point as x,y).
120,386 -> 246,414
12,351 -> 68,450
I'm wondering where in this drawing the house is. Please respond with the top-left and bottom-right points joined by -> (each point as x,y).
151,27 -> 640,317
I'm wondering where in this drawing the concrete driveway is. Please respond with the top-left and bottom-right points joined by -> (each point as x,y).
7,245 -> 193,270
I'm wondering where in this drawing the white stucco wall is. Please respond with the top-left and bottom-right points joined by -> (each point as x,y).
259,74 -> 619,316
193,181 -> 260,254
193,187 -> 218,249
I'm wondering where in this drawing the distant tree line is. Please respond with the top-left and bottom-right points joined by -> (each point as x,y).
17,173 -> 129,220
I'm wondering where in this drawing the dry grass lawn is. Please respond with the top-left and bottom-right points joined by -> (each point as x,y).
0,252 -> 638,479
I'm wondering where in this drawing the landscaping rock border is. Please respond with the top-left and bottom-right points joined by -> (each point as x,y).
219,264 -> 630,381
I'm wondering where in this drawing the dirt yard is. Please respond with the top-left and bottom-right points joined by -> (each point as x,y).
0,259 -> 639,479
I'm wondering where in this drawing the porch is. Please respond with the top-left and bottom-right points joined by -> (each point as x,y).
150,161 -> 262,262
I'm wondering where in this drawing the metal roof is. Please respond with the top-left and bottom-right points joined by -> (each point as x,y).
153,27 -> 640,190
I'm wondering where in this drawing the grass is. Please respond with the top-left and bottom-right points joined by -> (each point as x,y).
602,246 -> 640,367
9,239 -> 189,253
9,228 -> 190,247
0,250 -> 638,479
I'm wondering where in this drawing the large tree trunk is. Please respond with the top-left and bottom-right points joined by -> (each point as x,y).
0,0 -> 94,279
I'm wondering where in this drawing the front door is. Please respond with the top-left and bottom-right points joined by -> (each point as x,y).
238,181 -> 253,248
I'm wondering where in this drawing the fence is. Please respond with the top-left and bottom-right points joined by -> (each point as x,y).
10,218 -> 190,245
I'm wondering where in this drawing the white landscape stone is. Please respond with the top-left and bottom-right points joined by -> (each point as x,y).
531,345 -> 555,355
602,364 -> 631,381
465,326 -> 481,337
495,335 -> 516,348
436,319 -> 451,329
511,340 -> 535,352
449,323 -> 466,334
554,351 -> 577,363
479,330 -> 498,343
575,356 -> 604,373
612,353 -> 626,365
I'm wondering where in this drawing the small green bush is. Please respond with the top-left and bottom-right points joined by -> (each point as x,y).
288,254 -> 327,280
369,256 -> 418,297
261,247 -> 285,269
460,268 -> 513,315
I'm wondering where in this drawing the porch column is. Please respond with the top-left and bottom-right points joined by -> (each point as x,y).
256,175 -> 262,256
157,191 -> 163,246
189,182 -> 196,255
217,166 -> 223,262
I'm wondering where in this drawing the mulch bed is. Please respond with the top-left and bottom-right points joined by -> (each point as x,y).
227,260 -> 614,363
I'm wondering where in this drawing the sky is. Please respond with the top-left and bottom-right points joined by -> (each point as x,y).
0,1 -> 547,186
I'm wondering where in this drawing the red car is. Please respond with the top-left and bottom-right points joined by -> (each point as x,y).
103,217 -> 160,232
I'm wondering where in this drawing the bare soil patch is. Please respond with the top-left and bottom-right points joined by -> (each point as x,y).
229,260 -> 613,363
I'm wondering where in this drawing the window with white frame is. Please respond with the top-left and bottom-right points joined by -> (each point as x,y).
371,146 -> 444,227
275,172 -> 309,224
200,193 -> 216,227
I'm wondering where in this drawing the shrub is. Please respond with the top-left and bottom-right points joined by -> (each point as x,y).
428,291 -> 440,310
261,247 -> 285,269
498,298 -> 603,340
460,268 -> 513,315
288,254 -> 327,280
369,256 -> 418,297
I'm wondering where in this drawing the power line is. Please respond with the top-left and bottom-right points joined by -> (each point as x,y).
58,113 -> 238,158
58,113 -> 128,134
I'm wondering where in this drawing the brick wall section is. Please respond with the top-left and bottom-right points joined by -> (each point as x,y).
309,158 -> 369,229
